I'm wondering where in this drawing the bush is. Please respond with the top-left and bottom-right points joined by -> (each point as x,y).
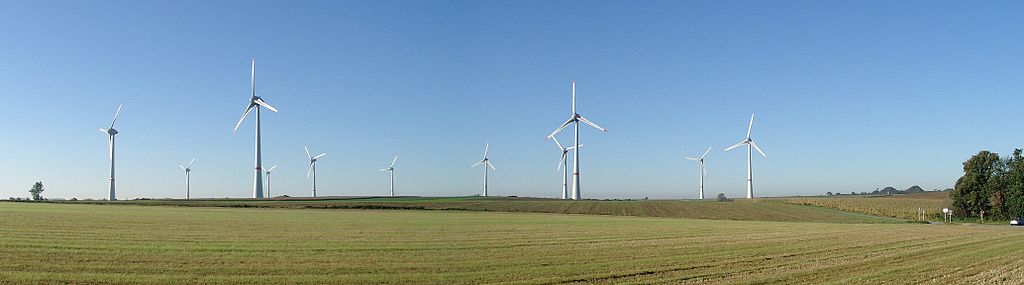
717,193 -> 732,202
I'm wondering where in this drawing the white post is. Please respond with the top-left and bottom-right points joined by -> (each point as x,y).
746,143 -> 753,199
108,135 -> 116,201
698,161 -> 705,200
572,120 -> 580,200
253,107 -> 264,198
483,162 -> 489,197
561,158 -> 568,200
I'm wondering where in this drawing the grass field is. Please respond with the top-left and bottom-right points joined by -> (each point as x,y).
776,192 -> 954,221
1,202 -> 1022,284
76,197 -> 906,223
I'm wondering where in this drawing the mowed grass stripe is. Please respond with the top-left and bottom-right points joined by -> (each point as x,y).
1,202 -> 1021,284
91,198 -> 905,223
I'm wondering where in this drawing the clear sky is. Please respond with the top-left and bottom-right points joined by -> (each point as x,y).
2,1 -> 1023,200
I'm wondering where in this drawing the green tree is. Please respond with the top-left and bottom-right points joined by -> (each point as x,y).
29,182 -> 44,201
952,151 -> 1003,217
716,193 -> 731,202
1004,149 -> 1024,218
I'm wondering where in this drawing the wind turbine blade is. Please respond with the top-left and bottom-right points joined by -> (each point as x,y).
701,146 -> 713,159
724,141 -> 746,152
747,113 -> 755,138
313,153 -> 327,160
390,155 -> 398,168
267,164 -> 278,172
232,104 -> 255,133
99,128 -> 108,134
552,136 -> 564,150
483,143 -> 489,158
187,158 -> 195,168
251,57 -> 256,98
566,144 -> 583,150
577,116 -> 607,132
471,161 -> 482,168
304,146 -> 311,158
571,80 -> 576,114
557,153 -> 567,171
546,116 -> 575,139
179,164 -> 186,171
684,157 -> 699,161
254,98 -> 278,112
109,104 -> 123,129
703,165 -> 708,177
488,161 -> 496,170
380,168 -> 389,172
307,162 -> 314,179
750,140 -> 767,157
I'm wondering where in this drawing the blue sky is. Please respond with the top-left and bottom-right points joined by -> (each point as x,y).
1,1 -> 1022,200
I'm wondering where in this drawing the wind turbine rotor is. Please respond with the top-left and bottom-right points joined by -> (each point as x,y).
724,141 -> 747,152
746,113 -> 755,138
577,116 -> 607,132
749,140 -> 767,157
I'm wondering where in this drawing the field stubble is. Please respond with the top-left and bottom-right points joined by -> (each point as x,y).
0,202 -> 1022,284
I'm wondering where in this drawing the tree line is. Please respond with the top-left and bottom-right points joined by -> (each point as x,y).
952,149 -> 1024,220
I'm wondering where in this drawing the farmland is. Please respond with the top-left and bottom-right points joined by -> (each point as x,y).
1,202 -> 1023,284
776,192 -> 953,220
76,196 -> 905,223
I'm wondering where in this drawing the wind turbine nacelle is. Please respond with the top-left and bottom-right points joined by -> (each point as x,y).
107,129 -> 118,135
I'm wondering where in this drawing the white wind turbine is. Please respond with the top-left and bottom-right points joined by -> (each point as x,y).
264,164 -> 278,198
305,146 -> 327,197
233,57 -> 278,199
178,158 -> 195,199
724,113 -> 767,199
471,143 -> 496,197
379,155 -> 398,197
551,136 -> 581,200
684,146 -> 713,200
546,81 -> 607,200
99,104 -> 122,201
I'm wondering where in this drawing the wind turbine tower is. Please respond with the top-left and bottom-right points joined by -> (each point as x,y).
471,143 -> 496,197
264,164 -> 277,198
684,146 -> 712,199
724,113 -> 767,199
233,57 -> 278,199
546,81 -> 607,200
99,104 -> 122,201
305,146 -> 327,197
551,136 -> 580,200
380,155 -> 398,197
178,158 -> 195,199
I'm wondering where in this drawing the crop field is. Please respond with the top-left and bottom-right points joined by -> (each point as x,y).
79,197 -> 905,223
776,192 -> 953,221
2,202 -> 1023,284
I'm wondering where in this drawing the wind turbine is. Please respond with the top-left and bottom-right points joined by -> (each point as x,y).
546,81 -> 607,200
551,136 -> 581,200
233,57 -> 278,199
471,143 -> 496,197
264,164 -> 277,198
379,155 -> 398,197
684,146 -> 713,200
99,104 -> 122,201
178,158 -> 195,199
305,146 -> 326,197
724,113 -> 767,199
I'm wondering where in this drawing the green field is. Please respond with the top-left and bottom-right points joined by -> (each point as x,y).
776,192 -> 954,221
2,202 -> 1023,284
80,197 -> 905,223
